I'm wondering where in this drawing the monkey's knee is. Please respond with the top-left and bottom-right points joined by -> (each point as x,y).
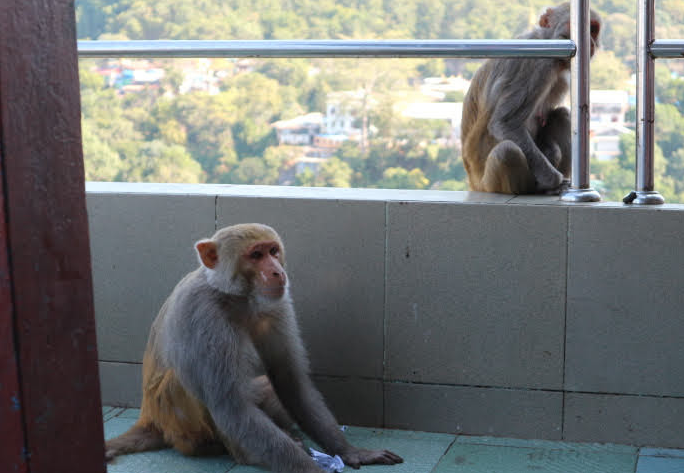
538,107 -> 571,177
483,141 -> 535,194
546,107 -> 570,125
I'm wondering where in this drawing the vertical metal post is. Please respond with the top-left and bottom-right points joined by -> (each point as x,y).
631,0 -> 665,204
562,0 -> 601,202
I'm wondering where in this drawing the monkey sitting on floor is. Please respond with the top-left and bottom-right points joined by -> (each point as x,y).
105,223 -> 403,473
461,2 -> 601,194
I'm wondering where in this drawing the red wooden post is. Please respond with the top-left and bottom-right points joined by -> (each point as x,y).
0,1 -> 106,472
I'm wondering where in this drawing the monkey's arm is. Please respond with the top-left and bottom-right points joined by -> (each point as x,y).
170,316 -> 323,473
259,316 -> 403,469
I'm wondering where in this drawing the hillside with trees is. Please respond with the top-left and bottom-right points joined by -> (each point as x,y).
76,0 -> 684,202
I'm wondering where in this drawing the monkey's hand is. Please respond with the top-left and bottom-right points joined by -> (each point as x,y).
340,448 -> 403,469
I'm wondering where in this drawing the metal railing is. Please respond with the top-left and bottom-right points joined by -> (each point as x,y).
630,0 -> 684,204
78,0 -> 680,204
77,39 -> 575,59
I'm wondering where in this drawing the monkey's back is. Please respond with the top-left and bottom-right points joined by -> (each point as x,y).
461,60 -> 501,190
136,270 -> 224,453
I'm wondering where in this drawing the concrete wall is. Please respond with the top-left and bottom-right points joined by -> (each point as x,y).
88,182 -> 684,447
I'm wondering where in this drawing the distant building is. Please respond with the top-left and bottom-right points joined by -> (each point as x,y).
313,134 -> 348,149
271,113 -> 323,146
590,90 -> 630,124
324,91 -> 367,136
590,123 -> 632,161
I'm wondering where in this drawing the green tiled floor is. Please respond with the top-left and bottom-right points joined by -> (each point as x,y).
103,407 -> 684,473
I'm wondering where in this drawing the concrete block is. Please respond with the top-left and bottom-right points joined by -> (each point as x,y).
384,382 -> 563,439
216,196 -> 386,378
312,376 -> 383,427
87,192 -> 215,363
566,207 -> 684,396
564,392 -> 684,448
386,202 -> 567,389
99,361 -> 142,407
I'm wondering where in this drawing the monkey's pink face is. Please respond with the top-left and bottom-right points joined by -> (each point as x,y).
242,240 -> 287,300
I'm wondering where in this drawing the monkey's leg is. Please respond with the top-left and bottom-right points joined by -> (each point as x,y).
482,140 -> 536,194
537,107 -> 571,178
252,375 -> 296,430
148,369 -> 227,457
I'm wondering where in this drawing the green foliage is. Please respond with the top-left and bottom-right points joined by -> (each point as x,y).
122,141 -> 205,183
378,167 -> 429,189
590,50 -> 630,90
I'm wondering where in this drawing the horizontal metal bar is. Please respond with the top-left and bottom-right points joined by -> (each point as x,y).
77,39 -> 575,59
651,40 -> 684,58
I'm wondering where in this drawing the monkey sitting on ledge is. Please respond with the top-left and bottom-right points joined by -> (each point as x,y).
105,223 -> 403,473
461,2 -> 601,194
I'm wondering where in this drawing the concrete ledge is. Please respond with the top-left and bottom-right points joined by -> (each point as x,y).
88,182 -> 684,446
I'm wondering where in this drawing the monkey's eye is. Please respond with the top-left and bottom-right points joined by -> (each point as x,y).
250,250 -> 263,260
269,247 -> 279,256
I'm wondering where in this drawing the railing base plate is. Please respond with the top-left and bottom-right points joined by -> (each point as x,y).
560,187 -> 601,202
630,190 -> 665,205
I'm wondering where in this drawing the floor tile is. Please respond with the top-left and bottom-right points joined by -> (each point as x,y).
636,455 -> 684,473
227,427 -> 456,473
433,436 -> 637,473
104,407 -> 125,421
104,417 -> 234,473
118,408 -> 141,419
343,427 -> 455,473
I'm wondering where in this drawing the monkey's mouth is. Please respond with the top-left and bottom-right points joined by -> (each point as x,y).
260,286 -> 286,299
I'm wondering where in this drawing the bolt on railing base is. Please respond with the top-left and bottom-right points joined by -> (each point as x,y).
560,187 -> 601,202
629,190 -> 665,205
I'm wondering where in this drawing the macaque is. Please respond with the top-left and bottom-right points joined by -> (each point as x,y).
461,2 -> 601,194
105,223 -> 402,473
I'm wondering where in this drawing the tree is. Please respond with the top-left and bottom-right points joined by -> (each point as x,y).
294,168 -> 316,187
231,157 -> 269,184
121,140 -> 205,183
317,157 -> 353,187
81,120 -> 123,181
590,50 -> 631,89
378,167 -> 429,189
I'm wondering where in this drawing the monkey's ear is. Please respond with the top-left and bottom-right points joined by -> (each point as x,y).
539,8 -> 553,28
195,239 -> 219,269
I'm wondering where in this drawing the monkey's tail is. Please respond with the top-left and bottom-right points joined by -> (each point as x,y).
105,421 -> 167,461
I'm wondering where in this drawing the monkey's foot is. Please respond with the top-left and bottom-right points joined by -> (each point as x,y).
543,179 -> 570,195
